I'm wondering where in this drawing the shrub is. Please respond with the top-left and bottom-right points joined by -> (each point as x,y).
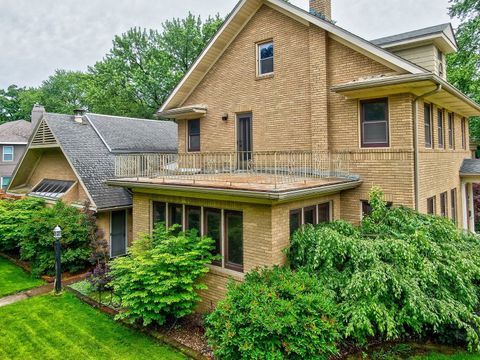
20,201 -> 94,276
109,224 -> 216,326
0,197 -> 45,251
205,267 -> 341,360
286,188 -> 480,350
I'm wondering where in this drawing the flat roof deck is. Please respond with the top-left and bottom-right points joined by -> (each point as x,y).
111,173 -> 358,193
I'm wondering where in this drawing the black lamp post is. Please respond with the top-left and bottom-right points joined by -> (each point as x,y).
53,225 -> 62,294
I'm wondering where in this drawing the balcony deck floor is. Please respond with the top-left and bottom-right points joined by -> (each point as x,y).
116,173 -> 353,193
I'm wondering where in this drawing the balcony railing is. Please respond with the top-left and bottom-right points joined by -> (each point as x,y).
114,151 -> 352,186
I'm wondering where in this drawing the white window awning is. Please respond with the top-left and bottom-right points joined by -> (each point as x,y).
157,104 -> 207,120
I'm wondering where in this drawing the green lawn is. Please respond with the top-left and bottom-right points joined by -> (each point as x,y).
0,292 -> 186,360
0,256 -> 44,297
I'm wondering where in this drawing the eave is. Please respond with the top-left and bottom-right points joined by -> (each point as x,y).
332,73 -> 480,117
106,178 -> 362,205
157,104 -> 208,120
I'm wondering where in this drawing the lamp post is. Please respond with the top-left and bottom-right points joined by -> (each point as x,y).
53,226 -> 62,294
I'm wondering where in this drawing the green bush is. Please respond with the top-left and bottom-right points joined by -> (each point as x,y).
109,225 -> 216,326
205,267 -> 341,359
20,201 -> 94,276
286,188 -> 480,350
0,197 -> 45,251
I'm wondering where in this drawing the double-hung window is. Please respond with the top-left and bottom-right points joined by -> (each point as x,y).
451,189 -> 457,224
424,103 -> 432,148
438,110 -> 444,148
427,196 -> 436,215
461,118 -> 467,149
257,41 -> 274,76
448,113 -> 454,149
440,192 -> 448,217
2,146 -> 13,162
360,98 -> 389,147
187,119 -> 200,152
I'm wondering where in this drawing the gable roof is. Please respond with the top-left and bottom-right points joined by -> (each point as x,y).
12,113 -> 177,211
159,0 -> 425,113
0,120 -> 33,144
372,23 -> 457,53
87,114 -> 178,153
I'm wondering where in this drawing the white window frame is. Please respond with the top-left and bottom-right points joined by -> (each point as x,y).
1,176 -> 11,190
2,146 -> 13,162
257,40 -> 274,77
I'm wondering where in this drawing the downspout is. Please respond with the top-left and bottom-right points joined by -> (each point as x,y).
412,84 -> 442,210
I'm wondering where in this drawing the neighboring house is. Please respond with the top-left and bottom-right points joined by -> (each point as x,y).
0,119 -> 36,191
107,0 -> 480,310
8,108 -> 177,257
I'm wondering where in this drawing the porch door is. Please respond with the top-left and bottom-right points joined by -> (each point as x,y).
111,210 -> 126,257
237,113 -> 252,168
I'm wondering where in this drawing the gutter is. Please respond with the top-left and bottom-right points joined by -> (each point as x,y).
106,178 -> 363,203
412,84 -> 442,210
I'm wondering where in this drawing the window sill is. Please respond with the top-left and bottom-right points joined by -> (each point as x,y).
256,73 -> 274,81
206,264 -> 244,281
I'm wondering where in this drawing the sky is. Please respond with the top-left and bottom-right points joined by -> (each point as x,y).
0,0 -> 459,89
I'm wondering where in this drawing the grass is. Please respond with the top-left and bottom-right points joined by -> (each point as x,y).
0,292 -> 186,360
0,256 -> 44,297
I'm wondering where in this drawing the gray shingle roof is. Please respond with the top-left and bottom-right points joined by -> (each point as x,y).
0,120 -> 33,143
87,114 -> 177,153
43,113 -> 177,210
460,159 -> 480,175
371,23 -> 451,46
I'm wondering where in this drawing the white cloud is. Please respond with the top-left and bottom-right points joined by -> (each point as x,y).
0,0 -> 458,88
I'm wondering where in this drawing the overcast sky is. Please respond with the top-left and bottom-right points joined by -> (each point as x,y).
0,0 -> 459,89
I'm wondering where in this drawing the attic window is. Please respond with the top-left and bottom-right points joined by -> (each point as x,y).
257,41 -> 274,76
30,179 -> 74,199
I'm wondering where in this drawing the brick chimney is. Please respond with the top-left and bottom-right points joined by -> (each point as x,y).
309,0 -> 331,20
31,104 -> 45,128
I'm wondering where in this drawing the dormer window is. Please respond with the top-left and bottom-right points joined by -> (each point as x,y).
437,49 -> 444,77
257,41 -> 274,76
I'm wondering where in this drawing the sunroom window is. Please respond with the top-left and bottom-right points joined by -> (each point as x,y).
258,41 -> 274,76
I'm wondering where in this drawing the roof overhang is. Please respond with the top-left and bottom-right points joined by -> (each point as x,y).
379,30 -> 457,54
106,178 -> 362,205
332,73 -> 480,117
157,104 -> 208,120
158,0 -> 425,114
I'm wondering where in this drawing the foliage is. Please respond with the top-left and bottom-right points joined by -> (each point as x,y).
0,256 -> 43,297
0,85 -> 33,123
161,13 -> 224,74
286,188 -> 480,350
19,201 -> 95,276
0,197 -> 45,251
0,293 -> 186,359
109,224 -> 216,326
447,0 -> 480,141
205,266 -> 341,360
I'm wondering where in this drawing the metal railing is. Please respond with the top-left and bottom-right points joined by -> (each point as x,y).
114,151 -> 351,185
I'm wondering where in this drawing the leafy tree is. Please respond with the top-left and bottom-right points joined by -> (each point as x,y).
0,85 -> 36,123
161,13 -> 224,74
37,69 -> 90,114
448,0 -> 480,140
287,188 -> 480,351
86,14 -> 224,119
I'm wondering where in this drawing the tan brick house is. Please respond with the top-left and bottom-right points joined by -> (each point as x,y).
108,0 -> 480,309
8,108 -> 177,258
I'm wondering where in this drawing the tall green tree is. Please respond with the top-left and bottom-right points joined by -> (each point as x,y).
0,85 -> 35,123
87,14 -> 224,119
448,0 -> 480,140
38,69 -> 90,114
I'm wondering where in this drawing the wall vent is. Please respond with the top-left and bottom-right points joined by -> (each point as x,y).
31,120 -> 57,146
